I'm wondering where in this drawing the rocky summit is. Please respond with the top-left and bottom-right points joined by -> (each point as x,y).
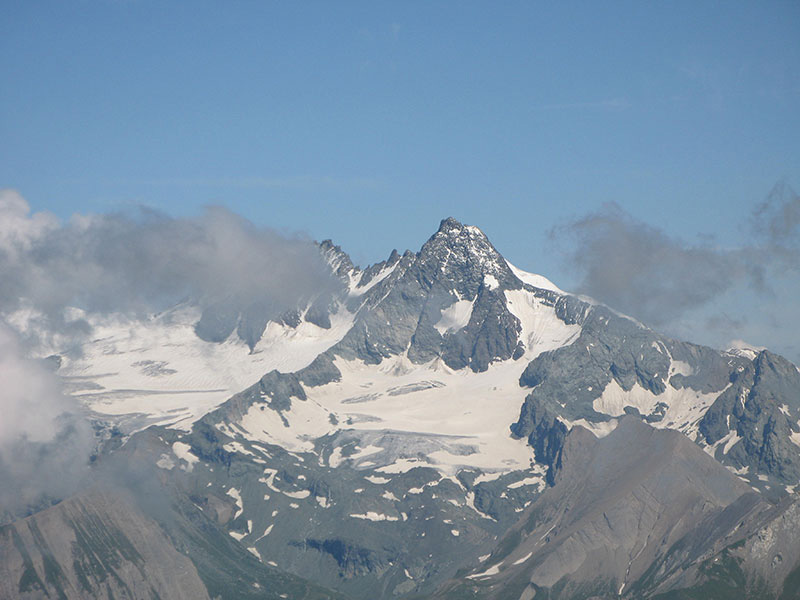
3,218 -> 800,600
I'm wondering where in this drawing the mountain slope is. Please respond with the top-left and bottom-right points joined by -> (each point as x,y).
0,480 -> 353,600
435,417 -> 800,600
0,489 -> 210,600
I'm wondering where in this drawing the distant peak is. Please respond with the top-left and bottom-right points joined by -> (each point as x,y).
437,217 -> 465,233
318,239 -> 354,275
435,218 -> 489,242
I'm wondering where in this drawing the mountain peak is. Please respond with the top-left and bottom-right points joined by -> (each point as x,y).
435,216 -> 487,241
437,216 -> 464,233
423,218 -> 514,284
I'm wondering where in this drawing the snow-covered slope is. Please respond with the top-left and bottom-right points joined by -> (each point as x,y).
48,217 -> 585,441
57,303 -> 354,431
217,274 -> 582,479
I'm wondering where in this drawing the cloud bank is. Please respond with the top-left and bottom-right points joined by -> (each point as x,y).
550,183 -> 800,356
0,190 -> 335,344
0,323 -> 94,519
0,189 -> 337,518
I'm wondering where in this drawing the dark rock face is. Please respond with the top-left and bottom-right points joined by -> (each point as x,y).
440,284 -> 525,371
196,299 -> 286,349
512,306 -> 674,432
302,538 -> 392,579
511,303 -> 747,441
668,341 -> 739,393
148,419 -> 538,600
192,239 -> 351,349
297,352 -> 342,387
319,239 -> 355,280
188,217 -> 800,499
257,370 -> 307,411
510,302 -> 800,489
202,369 -> 307,428
304,296 -> 334,329
236,300 -> 278,348
188,216 -> 800,500
333,218 -> 532,372
699,350 -> 800,484
507,298 -> 800,488
510,396 -> 568,485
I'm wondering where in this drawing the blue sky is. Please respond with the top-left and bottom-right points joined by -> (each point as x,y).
2,1 -> 799,357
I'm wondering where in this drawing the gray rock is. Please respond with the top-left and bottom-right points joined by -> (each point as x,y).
335,217 -> 530,372
700,350 -> 800,485
436,418 -> 799,600
511,304 -> 750,469
0,489 -> 211,600
510,395 -> 568,485
297,352 -> 342,387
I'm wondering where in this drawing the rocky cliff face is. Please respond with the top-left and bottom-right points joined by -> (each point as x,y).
699,350 -> 800,485
332,217 -> 529,371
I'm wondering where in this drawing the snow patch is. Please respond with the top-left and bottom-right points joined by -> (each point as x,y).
473,471 -> 505,485
283,489 -> 311,500
376,458 -> 424,473
790,428 -> 800,448
254,524 -> 274,542
300,355 -> 539,475
156,454 -> 175,470
465,491 -> 498,521
512,552 -> 533,565
226,488 -> 244,519
247,547 -> 262,560
727,340 -> 766,361
467,563 -> 501,579
506,261 -> 565,294
171,441 -> 198,471
365,475 -> 391,484
560,417 -> 619,439
504,289 -> 581,360
483,274 -> 499,290
434,299 -> 475,335
350,512 -> 400,522
592,379 -> 725,438
718,430 -> 742,454
350,262 -> 398,297
670,360 -> 693,377
507,474 -> 544,490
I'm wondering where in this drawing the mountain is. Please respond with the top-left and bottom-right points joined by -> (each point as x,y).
0,485 -> 349,600
436,418 -> 800,599
3,218 -> 800,599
